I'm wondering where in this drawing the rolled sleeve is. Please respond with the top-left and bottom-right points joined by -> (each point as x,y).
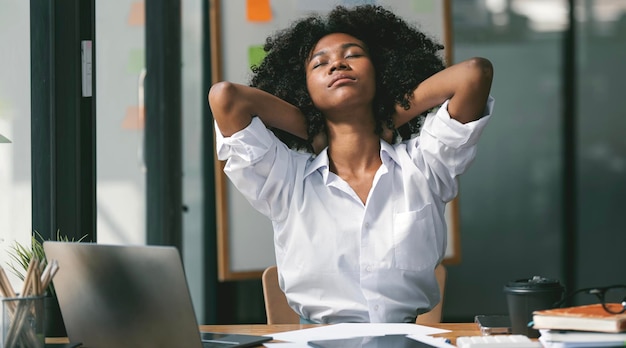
422,96 -> 494,148
214,117 -> 301,221
407,96 -> 494,201
215,117 -> 275,167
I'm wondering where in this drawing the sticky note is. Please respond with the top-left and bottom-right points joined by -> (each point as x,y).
128,1 -> 145,26
411,0 -> 435,13
247,0 -> 272,22
127,49 -> 145,74
122,106 -> 144,130
248,45 -> 266,69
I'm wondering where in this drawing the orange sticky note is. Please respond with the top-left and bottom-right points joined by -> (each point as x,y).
128,1 -> 145,26
122,106 -> 145,130
247,0 -> 272,22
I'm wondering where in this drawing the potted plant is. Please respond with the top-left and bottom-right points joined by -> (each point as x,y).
6,231 -> 88,337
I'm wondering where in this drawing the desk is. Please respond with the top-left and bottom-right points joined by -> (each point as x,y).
46,323 -> 480,346
200,323 -> 480,345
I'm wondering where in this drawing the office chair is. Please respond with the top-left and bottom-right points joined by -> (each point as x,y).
415,263 -> 447,324
261,264 -> 447,324
261,265 -> 300,324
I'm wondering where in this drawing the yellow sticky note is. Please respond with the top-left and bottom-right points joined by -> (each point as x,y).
248,45 -> 267,69
247,0 -> 272,22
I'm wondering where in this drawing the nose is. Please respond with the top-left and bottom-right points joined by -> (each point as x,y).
329,58 -> 348,73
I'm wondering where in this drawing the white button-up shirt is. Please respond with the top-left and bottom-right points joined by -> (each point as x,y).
215,97 -> 494,323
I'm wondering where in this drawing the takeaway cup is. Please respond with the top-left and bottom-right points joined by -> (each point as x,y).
503,276 -> 564,338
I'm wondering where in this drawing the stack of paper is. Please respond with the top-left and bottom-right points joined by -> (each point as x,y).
532,303 -> 626,347
538,330 -> 626,348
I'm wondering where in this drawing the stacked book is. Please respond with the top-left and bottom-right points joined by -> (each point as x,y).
531,303 -> 626,347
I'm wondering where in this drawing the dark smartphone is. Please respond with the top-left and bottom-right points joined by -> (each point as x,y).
474,315 -> 512,335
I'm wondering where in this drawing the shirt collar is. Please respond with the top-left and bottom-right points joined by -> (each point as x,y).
380,139 -> 401,166
304,147 -> 329,179
304,140 -> 401,179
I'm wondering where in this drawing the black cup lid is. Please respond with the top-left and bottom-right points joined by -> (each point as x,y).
504,276 -> 564,293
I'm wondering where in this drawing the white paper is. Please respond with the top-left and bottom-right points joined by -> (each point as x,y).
269,323 -> 449,343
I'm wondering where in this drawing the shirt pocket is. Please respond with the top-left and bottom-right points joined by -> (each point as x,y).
392,204 -> 439,271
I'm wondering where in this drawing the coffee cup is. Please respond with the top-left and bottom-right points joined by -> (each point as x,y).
503,276 -> 564,338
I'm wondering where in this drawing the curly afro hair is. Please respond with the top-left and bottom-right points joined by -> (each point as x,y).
250,4 -> 445,152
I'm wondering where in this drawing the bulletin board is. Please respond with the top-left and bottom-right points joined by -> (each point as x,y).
210,0 -> 458,281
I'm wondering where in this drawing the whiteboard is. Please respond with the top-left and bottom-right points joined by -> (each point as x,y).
210,0 -> 458,281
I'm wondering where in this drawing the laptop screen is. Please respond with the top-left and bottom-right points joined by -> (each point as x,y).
44,242 -> 204,348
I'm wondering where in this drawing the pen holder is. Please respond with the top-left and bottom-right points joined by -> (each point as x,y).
1,296 -> 45,348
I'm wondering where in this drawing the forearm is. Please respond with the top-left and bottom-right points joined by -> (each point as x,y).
208,81 -> 308,138
394,57 -> 493,125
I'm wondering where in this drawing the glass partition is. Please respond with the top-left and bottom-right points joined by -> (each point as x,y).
95,0 -> 205,321
447,0 -> 566,319
0,1 -> 32,288
575,0 -> 626,289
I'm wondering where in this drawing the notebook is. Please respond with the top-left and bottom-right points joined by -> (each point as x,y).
43,242 -> 272,348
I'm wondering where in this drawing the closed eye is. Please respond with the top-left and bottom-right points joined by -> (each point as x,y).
311,61 -> 327,70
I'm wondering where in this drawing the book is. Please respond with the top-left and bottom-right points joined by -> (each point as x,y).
539,337 -> 626,348
532,303 -> 626,333
538,331 -> 626,348
539,329 -> 626,342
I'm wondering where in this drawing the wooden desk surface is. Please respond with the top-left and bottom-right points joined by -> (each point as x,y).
47,322 -> 480,346
198,323 -> 480,345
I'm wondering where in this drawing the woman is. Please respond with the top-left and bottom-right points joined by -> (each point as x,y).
209,5 -> 494,323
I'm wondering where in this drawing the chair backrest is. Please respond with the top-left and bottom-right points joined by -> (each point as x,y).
261,265 -> 299,324
415,264 -> 447,324
261,264 -> 447,324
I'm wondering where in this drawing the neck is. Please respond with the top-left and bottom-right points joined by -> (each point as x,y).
326,123 -> 381,175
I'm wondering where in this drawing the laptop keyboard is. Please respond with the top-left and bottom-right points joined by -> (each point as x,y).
457,335 -> 542,348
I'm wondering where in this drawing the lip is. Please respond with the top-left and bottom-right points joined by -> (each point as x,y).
328,74 -> 355,87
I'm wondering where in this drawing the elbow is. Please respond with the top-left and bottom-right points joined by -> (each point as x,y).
208,81 -> 252,136
447,58 -> 493,123
467,57 -> 494,90
208,81 -> 239,135
208,81 -> 238,118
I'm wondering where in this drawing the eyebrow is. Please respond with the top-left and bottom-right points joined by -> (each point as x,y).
309,42 -> 367,62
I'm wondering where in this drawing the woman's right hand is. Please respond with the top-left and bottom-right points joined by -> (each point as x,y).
208,82 -> 308,139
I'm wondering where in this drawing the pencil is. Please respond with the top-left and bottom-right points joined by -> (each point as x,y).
0,266 -> 17,298
4,258 -> 47,348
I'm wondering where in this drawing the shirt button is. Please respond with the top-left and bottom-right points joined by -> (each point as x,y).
374,305 -> 379,311
364,222 -> 370,229
366,265 -> 372,272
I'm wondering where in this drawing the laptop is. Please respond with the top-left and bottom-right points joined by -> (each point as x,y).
43,242 -> 272,348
